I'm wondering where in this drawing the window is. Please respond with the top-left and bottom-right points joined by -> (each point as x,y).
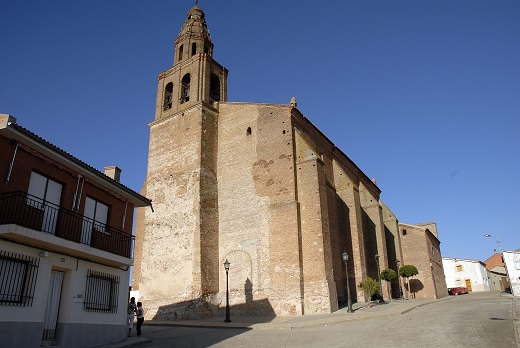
81,197 -> 109,245
163,82 -> 173,110
27,172 -> 62,210
192,43 -> 197,56
181,74 -> 190,103
27,172 -> 62,234
210,74 -> 220,101
246,127 -> 252,136
178,44 -> 183,61
84,197 -> 109,232
0,250 -> 39,306
84,270 -> 119,313
456,265 -> 463,272
402,229 -> 407,236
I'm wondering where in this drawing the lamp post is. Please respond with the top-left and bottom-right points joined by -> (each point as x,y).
375,254 -> 383,303
484,234 -> 503,252
223,259 -> 231,323
342,251 -> 353,313
396,258 -> 403,300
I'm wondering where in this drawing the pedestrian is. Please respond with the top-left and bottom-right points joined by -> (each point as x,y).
136,302 -> 145,337
127,297 -> 137,337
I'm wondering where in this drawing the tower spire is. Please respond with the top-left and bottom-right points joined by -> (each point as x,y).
154,4 -> 228,118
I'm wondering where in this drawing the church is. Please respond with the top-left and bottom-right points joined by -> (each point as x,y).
132,4 -> 447,320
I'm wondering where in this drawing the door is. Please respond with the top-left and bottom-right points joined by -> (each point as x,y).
42,180 -> 62,233
27,172 -> 62,234
465,279 -> 472,292
81,197 -> 109,245
43,270 -> 64,340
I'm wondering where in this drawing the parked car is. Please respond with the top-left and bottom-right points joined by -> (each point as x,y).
448,287 -> 469,295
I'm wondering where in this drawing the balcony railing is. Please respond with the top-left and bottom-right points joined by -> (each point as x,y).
0,191 -> 134,258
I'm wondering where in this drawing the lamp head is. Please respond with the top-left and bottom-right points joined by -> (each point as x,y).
342,252 -> 348,261
223,259 -> 230,271
484,234 -> 491,237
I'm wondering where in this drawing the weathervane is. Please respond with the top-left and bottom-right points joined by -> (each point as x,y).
195,0 -> 198,5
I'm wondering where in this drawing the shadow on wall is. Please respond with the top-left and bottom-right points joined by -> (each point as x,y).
362,209 -> 378,280
152,278 -> 276,322
409,279 -> 424,298
384,226 -> 401,299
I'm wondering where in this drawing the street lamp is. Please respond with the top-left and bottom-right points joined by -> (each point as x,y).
375,254 -> 383,303
396,259 -> 403,300
342,251 -> 353,313
223,259 -> 231,323
484,234 -> 503,252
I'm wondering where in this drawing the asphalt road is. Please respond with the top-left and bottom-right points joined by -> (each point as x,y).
136,292 -> 517,348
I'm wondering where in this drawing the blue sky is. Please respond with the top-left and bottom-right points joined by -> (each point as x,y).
1,1 -> 518,262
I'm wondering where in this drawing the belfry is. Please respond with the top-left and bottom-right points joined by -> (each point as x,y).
133,4 -> 447,320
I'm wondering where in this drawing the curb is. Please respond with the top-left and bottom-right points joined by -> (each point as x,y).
145,300 -> 443,331
513,297 -> 519,348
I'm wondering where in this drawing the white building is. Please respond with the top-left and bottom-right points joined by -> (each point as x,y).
0,115 -> 151,348
442,257 -> 490,292
503,250 -> 520,296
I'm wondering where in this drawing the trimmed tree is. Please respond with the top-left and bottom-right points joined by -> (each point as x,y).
380,269 -> 397,300
399,265 -> 419,299
358,277 -> 380,306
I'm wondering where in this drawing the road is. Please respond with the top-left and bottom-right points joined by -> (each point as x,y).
137,292 -> 517,348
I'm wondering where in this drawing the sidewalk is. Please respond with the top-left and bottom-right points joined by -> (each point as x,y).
97,296 -> 451,348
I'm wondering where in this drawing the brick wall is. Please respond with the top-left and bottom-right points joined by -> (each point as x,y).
0,134 -> 133,234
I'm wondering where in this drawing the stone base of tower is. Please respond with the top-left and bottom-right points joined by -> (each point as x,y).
139,291 -> 345,320
140,295 -> 215,321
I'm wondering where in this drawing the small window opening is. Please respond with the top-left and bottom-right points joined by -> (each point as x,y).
178,45 -> 184,62
181,74 -> 190,103
246,127 -> 252,135
210,74 -> 220,101
163,83 -> 173,110
192,43 -> 197,56
204,45 -> 209,54
402,229 -> 407,236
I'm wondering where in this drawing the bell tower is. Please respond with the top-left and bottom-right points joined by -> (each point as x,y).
154,5 -> 228,119
135,5 -> 226,319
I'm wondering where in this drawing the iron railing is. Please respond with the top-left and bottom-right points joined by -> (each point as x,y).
0,191 -> 134,258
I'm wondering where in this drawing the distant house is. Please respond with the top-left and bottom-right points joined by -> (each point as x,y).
0,115 -> 151,348
502,250 -> 520,296
442,257 -> 490,292
484,252 -> 509,292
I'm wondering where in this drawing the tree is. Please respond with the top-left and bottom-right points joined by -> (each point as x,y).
380,269 -> 397,300
399,265 -> 419,299
358,277 -> 380,305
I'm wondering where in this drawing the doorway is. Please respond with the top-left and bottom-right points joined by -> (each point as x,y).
43,270 -> 64,339
464,279 -> 472,292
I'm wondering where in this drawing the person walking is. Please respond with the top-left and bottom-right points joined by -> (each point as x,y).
136,302 -> 145,337
127,297 -> 137,337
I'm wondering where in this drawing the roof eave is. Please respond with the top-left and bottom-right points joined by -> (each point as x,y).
1,124 -> 151,207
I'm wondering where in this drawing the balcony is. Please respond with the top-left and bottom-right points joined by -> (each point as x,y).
0,192 -> 134,260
